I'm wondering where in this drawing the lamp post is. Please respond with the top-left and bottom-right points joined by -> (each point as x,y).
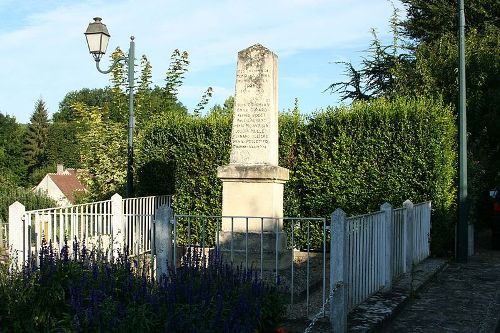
84,17 -> 135,198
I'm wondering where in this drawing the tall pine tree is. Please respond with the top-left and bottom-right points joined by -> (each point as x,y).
24,98 -> 50,174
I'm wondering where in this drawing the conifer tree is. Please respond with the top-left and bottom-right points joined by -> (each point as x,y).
23,98 -> 50,173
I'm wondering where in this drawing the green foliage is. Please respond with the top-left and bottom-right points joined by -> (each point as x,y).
46,121 -> 81,168
295,98 -> 456,253
137,97 -> 456,254
71,48 -> 206,199
193,87 -> 214,116
0,243 -> 285,332
53,88 -> 113,123
400,0 -> 500,42
110,47 -> 129,124
279,98 -> 304,217
0,113 -> 26,186
0,184 -> 56,224
327,0 -> 500,234
137,111 -> 232,213
165,49 -> 190,101
395,26 -> 500,226
27,164 -> 56,188
74,102 -> 127,200
23,98 -> 50,174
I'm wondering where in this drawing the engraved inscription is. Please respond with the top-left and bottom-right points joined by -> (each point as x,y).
230,44 -> 278,165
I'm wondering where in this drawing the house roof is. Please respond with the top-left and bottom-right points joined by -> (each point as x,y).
48,171 -> 87,204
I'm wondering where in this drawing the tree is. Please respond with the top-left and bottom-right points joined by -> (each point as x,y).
72,48 -> 209,199
23,98 -> 50,175
0,113 -> 26,185
74,102 -> 127,199
193,87 -> 213,116
165,49 -> 190,101
399,0 -> 500,42
326,0 -> 500,227
53,88 -> 113,123
208,96 -> 234,118
324,7 -> 405,101
46,121 -> 81,168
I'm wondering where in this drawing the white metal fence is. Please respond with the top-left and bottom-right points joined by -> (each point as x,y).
345,210 -> 387,310
8,194 -> 172,268
9,195 -> 435,329
330,200 -> 432,332
167,214 -> 328,317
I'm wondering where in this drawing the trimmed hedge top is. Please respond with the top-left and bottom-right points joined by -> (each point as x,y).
136,97 -> 456,254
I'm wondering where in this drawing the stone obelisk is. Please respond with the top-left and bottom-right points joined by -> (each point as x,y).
217,44 -> 290,269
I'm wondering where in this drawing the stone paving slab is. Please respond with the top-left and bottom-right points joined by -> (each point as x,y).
382,250 -> 500,333
348,258 -> 448,332
281,257 -> 447,333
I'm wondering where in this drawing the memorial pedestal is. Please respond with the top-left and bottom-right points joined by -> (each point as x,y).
217,164 -> 290,270
217,44 -> 291,271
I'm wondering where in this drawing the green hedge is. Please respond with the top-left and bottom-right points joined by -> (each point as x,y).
0,184 -> 56,225
136,97 -> 456,254
293,98 -> 456,254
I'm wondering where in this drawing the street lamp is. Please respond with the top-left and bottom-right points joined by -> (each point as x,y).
84,17 -> 135,198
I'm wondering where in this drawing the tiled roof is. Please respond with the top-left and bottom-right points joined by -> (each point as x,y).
49,172 -> 87,204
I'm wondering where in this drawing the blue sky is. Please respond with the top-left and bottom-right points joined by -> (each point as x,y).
0,0 -> 404,124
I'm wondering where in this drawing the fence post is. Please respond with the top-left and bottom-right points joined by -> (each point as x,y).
0,216 -> 4,249
155,205 -> 173,280
468,224 -> 474,256
111,194 -> 125,257
9,201 -> 25,270
330,208 -> 348,333
380,202 -> 393,291
403,200 -> 414,273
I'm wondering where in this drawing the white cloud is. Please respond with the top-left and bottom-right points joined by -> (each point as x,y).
0,0 -> 403,122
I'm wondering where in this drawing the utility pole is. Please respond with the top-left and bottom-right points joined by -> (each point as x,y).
457,0 -> 468,263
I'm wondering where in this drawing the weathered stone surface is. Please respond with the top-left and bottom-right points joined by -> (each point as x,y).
218,44 -> 289,233
230,44 -> 278,166
218,44 -> 290,269
217,164 -> 289,182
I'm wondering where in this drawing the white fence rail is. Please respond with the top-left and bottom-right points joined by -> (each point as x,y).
330,200 -> 432,332
345,210 -> 387,310
8,194 -> 172,268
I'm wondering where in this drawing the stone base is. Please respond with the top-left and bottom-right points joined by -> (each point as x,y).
218,231 -> 291,270
217,164 -> 289,232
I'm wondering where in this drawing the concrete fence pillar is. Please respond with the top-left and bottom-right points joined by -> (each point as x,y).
330,208 -> 348,333
0,216 -> 4,249
9,201 -> 26,269
155,205 -> 173,280
111,193 -> 125,257
468,224 -> 474,256
381,202 -> 393,291
403,199 -> 414,272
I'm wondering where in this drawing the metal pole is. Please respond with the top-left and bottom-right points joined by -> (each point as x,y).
127,37 -> 135,198
457,0 -> 468,263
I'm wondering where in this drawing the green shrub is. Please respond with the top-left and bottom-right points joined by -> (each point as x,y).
294,97 -> 456,254
0,183 -> 56,224
136,97 -> 456,255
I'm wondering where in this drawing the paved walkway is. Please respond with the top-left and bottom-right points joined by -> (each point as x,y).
383,249 -> 500,333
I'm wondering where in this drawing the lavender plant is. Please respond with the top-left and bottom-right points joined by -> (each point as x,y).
0,239 -> 285,333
